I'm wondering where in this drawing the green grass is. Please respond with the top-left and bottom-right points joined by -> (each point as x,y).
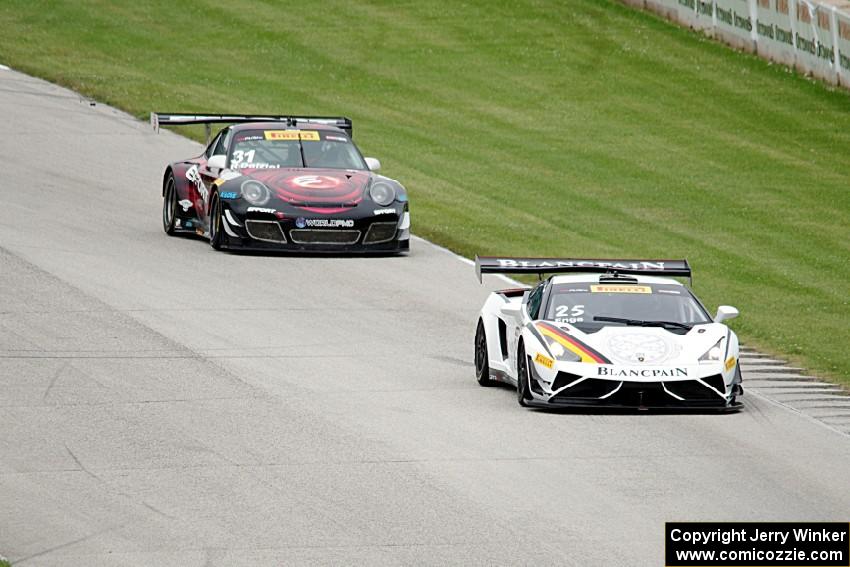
1,0 -> 848,384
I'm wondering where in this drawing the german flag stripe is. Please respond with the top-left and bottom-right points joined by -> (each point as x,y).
536,321 -> 611,364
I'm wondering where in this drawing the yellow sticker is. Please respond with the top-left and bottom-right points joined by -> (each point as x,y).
725,356 -> 737,372
264,130 -> 320,141
534,352 -> 554,369
213,178 -> 226,187
590,285 -> 652,294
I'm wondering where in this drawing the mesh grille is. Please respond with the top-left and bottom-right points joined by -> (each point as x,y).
245,220 -> 286,243
363,222 -> 397,244
289,229 -> 360,245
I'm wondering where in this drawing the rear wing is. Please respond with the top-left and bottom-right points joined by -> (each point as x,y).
150,113 -> 353,141
475,256 -> 692,285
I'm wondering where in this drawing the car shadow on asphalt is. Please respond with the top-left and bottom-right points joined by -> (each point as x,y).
487,381 -> 743,415
172,233 -> 409,258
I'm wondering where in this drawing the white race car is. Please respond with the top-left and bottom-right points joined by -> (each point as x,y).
474,257 -> 743,410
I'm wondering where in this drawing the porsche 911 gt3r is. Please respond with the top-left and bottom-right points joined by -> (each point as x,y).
473,257 -> 743,410
152,113 -> 410,253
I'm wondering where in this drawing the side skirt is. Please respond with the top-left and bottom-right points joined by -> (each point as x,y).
488,368 -> 517,387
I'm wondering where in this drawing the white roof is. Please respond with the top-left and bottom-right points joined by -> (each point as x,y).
548,274 -> 685,286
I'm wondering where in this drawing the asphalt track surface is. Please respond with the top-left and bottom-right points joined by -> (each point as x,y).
1,69 -> 849,567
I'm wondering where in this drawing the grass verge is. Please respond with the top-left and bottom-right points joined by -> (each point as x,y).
0,0 -> 848,385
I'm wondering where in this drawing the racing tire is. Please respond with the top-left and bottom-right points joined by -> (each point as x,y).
474,319 -> 493,386
209,195 -> 223,250
162,174 -> 178,236
516,343 -> 532,407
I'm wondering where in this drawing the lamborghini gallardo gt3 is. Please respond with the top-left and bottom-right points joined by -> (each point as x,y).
473,257 -> 743,410
153,113 -> 410,253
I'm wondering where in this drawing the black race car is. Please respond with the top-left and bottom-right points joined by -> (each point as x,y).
152,113 -> 410,253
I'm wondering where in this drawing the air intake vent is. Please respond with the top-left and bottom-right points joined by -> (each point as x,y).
553,377 -> 621,398
363,222 -> 397,244
664,379 -> 725,401
289,229 -> 360,245
245,220 -> 286,243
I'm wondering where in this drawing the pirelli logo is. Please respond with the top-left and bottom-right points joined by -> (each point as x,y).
534,353 -> 554,369
590,285 -> 652,294
264,130 -> 320,141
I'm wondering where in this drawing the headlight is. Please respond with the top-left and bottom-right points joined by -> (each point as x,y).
699,338 -> 725,363
546,339 -> 580,362
369,182 -> 395,206
241,180 -> 270,205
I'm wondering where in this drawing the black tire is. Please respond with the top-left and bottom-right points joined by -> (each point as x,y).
474,319 -> 493,386
209,195 -> 223,250
516,343 -> 531,407
162,174 -> 178,235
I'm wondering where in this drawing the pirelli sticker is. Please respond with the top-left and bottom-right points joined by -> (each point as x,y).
590,285 -> 652,294
264,130 -> 320,141
534,352 -> 554,369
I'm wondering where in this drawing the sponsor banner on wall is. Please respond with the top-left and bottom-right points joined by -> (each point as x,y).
622,0 -> 850,92
756,0 -> 797,65
838,7 -> 850,84
675,0 -> 717,31
793,0 -> 836,79
715,0 -> 757,48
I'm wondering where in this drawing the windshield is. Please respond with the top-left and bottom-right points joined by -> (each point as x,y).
228,129 -> 367,170
544,282 -> 711,333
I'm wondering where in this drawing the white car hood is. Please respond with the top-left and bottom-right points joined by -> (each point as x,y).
552,321 -> 727,365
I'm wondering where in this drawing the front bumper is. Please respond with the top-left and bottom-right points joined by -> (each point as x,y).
219,204 -> 410,254
526,360 -> 740,410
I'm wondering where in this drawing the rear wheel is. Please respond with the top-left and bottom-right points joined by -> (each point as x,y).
209,195 -> 223,250
516,343 -> 531,407
162,174 -> 178,235
474,319 -> 493,386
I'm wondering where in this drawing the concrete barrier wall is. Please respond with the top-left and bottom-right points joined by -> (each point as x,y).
628,0 -> 850,90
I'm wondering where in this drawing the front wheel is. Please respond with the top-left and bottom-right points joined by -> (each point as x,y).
162,174 -> 178,235
209,195 -> 223,250
474,319 -> 493,386
516,343 -> 531,407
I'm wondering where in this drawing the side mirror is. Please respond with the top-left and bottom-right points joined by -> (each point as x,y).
207,154 -> 227,171
364,157 -> 381,171
500,302 -> 522,318
714,305 -> 739,324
